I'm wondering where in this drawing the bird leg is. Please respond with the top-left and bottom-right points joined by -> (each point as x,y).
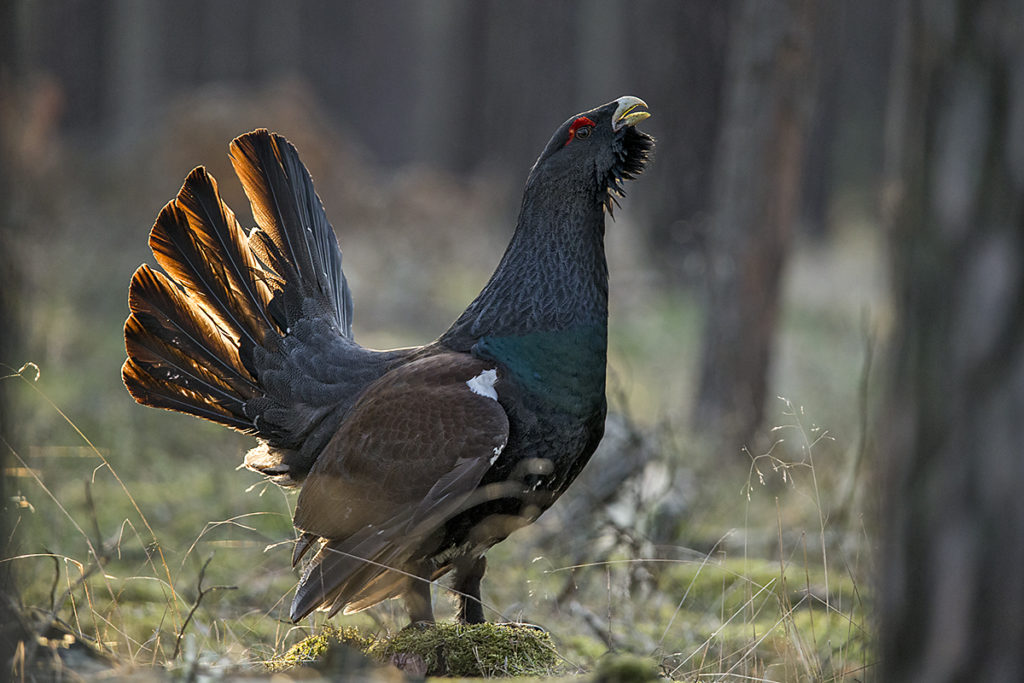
404,571 -> 435,625
454,555 -> 487,624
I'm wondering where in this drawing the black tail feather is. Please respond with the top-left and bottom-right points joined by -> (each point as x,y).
122,357 -> 253,430
229,130 -> 353,336
148,167 -> 282,347
124,265 -> 258,431
126,266 -> 260,397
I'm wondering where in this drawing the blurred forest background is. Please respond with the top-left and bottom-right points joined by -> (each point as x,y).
1,0 -> 1022,680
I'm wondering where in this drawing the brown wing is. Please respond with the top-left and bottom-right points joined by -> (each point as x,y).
289,352 -> 508,620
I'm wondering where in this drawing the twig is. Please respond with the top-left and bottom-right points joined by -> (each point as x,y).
48,552 -> 61,613
172,556 -> 237,660
569,600 -> 627,650
83,480 -> 104,559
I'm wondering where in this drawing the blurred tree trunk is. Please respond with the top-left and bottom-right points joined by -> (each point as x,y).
692,0 -> 817,450
879,1 -> 1024,681
798,2 -> 844,239
0,233 -> 25,681
477,1 -> 577,174
202,0 -> 251,81
254,0 -> 303,79
574,0 -> 627,105
0,4 -> 28,670
0,284 -> 23,683
108,0 -> 159,141
413,0 -> 480,172
629,1 -> 729,281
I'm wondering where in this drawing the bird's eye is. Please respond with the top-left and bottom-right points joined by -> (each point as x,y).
564,116 -> 597,146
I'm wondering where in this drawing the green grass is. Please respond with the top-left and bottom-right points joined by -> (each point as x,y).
3,314 -> 876,681
3,295 -> 877,680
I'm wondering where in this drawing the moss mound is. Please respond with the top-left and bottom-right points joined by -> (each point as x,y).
268,625 -> 376,672
269,622 -> 560,677
380,622 -> 560,677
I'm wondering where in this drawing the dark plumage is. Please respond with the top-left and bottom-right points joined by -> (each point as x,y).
123,96 -> 653,624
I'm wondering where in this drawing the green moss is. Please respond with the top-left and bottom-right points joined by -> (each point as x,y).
379,622 -> 560,677
267,625 -> 376,672
267,622 -> 561,677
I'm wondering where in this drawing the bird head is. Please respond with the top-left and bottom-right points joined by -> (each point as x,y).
528,96 -> 654,214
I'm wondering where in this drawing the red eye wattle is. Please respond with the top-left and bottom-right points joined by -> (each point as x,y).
565,116 -> 596,146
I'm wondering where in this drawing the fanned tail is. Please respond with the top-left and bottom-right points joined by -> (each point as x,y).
123,166 -> 281,432
123,130 -> 365,455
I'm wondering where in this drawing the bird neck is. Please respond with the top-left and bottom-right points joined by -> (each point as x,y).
443,185 -> 610,345
437,182 -> 611,417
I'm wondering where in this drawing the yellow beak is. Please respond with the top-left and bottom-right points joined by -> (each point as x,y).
612,96 -> 651,131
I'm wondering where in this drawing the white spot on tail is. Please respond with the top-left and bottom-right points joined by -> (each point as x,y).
490,443 -> 505,465
466,368 -> 498,401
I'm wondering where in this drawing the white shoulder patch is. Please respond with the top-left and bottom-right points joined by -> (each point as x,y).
466,368 -> 499,401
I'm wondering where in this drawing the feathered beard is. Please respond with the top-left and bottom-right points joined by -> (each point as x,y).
604,127 -> 655,215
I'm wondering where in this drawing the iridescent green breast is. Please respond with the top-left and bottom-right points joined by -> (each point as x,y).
475,323 -> 607,417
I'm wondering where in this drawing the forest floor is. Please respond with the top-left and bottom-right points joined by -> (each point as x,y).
3,108 -> 885,681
